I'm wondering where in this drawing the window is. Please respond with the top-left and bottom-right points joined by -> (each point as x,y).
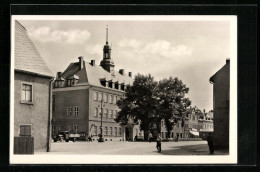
94,92 -> 98,101
114,127 -> 117,136
104,93 -> 108,102
94,107 -> 98,117
114,110 -> 118,119
104,109 -> 108,118
109,95 -> 113,103
67,107 -> 73,116
21,83 -> 32,103
74,125 -> 78,133
104,126 -> 108,136
114,96 -> 117,104
94,126 -> 97,135
57,125 -> 61,131
121,84 -> 125,91
98,108 -> 102,118
119,127 -> 122,136
52,95 -> 55,111
98,92 -> 103,102
20,125 -> 31,136
98,126 -> 101,135
192,116 -> 195,121
109,127 -> 112,136
74,106 -> 79,116
109,110 -> 113,118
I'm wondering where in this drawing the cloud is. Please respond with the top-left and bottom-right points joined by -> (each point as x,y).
84,43 -> 103,55
142,40 -> 193,58
27,26 -> 91,45
118,39 -> 192,59
118,39 -> 143,49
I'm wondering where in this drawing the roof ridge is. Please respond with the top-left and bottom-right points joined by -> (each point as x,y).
15,20 -> 26,31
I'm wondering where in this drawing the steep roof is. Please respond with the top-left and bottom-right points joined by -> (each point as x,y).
84,62 -> 132,87
60,59 -> 132,88
14,20 -> 54,78
209,60 -> 230,83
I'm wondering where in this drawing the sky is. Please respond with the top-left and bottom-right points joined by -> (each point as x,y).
18,17 -> 231,112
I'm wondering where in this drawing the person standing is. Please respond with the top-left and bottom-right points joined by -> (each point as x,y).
156,134 -> 162,152
148,132 -> 153,143
207,133 -> 214,154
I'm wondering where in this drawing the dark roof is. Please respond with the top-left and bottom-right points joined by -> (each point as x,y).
209,60 -> 230,83
185,108 -> 194,114
15,20 -> 54,78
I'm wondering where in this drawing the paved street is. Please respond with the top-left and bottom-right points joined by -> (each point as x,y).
35,140 -> 227,155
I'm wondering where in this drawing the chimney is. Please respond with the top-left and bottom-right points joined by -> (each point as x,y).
90,60 -> 95,66
56,72 -> 62,79
119,69 -> 125,75
78,56 -> 84,69
226,58 -> 230,64
128,72 -> 132,78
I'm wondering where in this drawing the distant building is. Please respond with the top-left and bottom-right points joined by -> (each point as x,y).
160,106 -> 204,140
198,110 -> 214,140
14,21 -> 54,153
183,107 -> 202,138
210,59 -> 230,150
52,27 -> 143,141
160,119 -> 183,140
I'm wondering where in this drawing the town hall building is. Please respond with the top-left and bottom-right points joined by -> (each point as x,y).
52,27 -> 143,141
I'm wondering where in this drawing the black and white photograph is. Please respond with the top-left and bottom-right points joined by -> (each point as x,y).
10,15 -> 237,164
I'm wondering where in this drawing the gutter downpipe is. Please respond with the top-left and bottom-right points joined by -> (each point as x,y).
47,78 -> 54,152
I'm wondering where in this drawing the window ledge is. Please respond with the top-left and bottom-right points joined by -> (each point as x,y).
20,101 -> 34,105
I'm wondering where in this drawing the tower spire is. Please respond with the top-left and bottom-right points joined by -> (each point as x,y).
106,25 -> 108,45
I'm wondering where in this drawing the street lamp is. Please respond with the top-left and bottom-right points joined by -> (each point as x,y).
98,99 -> 105,142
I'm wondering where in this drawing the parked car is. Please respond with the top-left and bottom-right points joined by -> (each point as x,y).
53,131 -> 80,142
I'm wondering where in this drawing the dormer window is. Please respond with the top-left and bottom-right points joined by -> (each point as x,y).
100,78 -> 106,87
108,80 -> 113,89
120,84 -> 125,91
54,79 -> 65,88
115,82 -> 119,90
67,75 -> 79,87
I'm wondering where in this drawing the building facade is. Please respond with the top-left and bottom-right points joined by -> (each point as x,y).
160,119 -> 183,140
210,59 -> 230,150
183,107 -> 202,138
14,21 -> 54,153
198,110 -> 214,140
52,28 -> 143,141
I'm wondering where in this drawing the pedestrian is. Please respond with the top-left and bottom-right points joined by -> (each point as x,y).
148,132 -> 153,143
134,135 -> 137,141
175,134 -> 179,142
88,135 -> 92,142
156,134 -> 162,152
207,133 -> 214,154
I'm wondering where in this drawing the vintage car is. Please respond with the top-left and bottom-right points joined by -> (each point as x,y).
53,131 -> 80,142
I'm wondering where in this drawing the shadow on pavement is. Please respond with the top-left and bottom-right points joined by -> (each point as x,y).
153,144 -> 229,155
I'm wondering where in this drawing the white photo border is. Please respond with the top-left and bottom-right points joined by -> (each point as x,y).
10,15 -> 237,164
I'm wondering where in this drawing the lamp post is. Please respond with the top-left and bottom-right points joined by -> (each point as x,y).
98,99 -> 105,142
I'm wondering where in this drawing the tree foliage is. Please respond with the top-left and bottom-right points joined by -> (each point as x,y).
115,74 -> 191,140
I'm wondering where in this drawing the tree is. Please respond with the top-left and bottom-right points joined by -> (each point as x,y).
115,73 -> 158,140
115,74 -> 191,140
156,77 -> 191,138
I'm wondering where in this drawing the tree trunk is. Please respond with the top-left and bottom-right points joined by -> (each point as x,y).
143,129 -> 150,141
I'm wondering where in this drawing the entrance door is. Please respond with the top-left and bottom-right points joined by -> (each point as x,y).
125,127 -> 129,141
